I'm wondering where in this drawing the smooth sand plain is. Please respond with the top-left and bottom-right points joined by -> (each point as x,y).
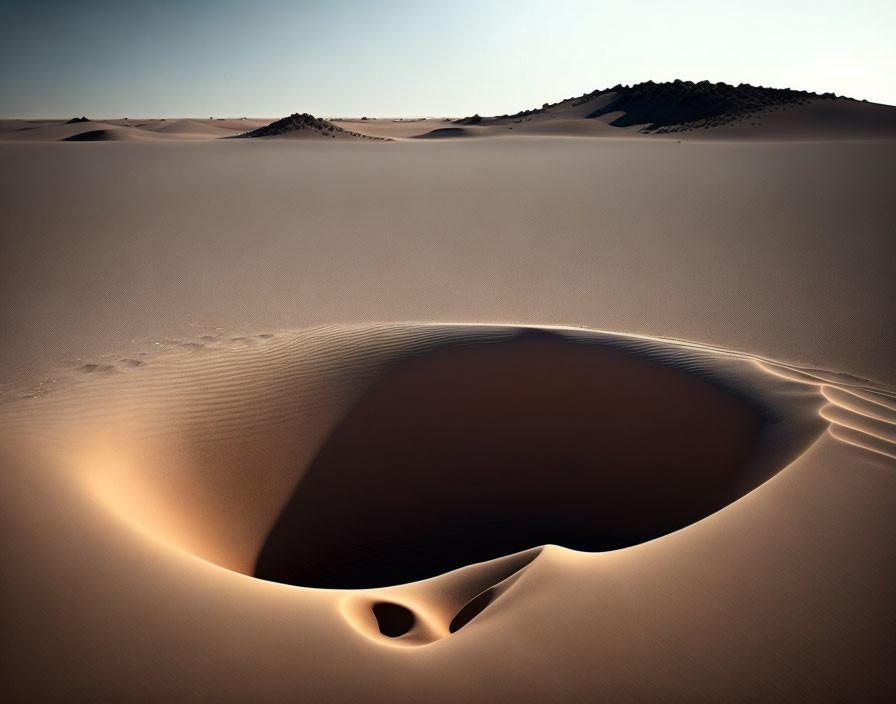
1,99 -> 895,701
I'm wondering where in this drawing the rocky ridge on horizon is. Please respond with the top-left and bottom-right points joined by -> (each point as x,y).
456,79 -> 857,133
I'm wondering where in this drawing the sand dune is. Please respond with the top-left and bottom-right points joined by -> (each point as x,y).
414,120 -> 622,138
0,119 -> 72,133
197,118 -> 272,131
0,117 -> 268,142
332,118 -> 457,139
0,119 -> 130,141
415,125 -> 484,138
7,81 -> 894,145
145,118 -> 245,137
61,127 -> 185,142
655,98 -> 896,140
95,117 -> 272,131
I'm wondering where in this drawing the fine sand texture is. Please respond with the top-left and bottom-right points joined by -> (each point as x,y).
2,136 -> 895,386
1,112 -> 895,701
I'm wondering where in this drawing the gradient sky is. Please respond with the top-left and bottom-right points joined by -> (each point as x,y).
1,0 -> 894,118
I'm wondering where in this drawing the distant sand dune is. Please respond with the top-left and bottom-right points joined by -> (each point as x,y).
5,81 -> 894,144
416,126 -> 480,138
0,120 -> 128,141
0,118 -> 266,142
62,127 -> 170,142
145,118 -> 244,137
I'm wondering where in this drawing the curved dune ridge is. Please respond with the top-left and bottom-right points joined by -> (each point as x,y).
0,118 -> 264,142
61,128 -> 164,142
147,119 -> 244,136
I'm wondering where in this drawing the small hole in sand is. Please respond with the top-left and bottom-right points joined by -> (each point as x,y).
449,588 -> 496,633
372,602 -> 415,638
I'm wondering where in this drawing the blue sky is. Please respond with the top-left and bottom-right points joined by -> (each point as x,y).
1,0 -> 894,117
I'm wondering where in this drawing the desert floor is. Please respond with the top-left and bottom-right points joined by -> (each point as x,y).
1,120 -> 894,701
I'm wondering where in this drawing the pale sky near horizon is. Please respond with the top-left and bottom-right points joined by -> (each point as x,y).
1,0 -> 894,118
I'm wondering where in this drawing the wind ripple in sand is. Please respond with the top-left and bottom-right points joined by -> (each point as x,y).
756,360 -> 896,460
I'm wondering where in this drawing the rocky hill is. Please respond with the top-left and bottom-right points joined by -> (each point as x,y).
234,113 -> 388,140
456,80 -> 855,133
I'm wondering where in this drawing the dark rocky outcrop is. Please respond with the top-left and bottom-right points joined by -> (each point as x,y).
455,80 -> 850,133
232,112 -> 387,140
